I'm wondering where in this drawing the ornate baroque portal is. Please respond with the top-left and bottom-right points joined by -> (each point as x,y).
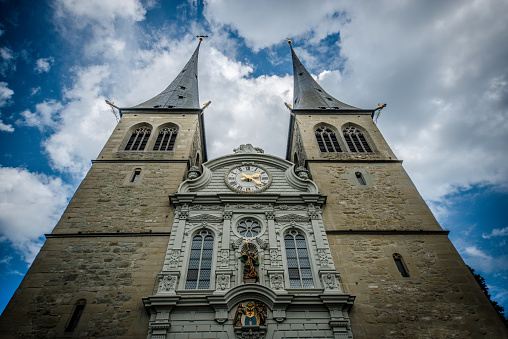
143,145 -> 355,338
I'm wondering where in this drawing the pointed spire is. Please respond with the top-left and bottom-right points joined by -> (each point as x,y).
289,39 -> 358,110
132,40 -> 201,109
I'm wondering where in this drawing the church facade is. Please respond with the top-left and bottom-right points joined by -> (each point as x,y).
0,39 -> 506,338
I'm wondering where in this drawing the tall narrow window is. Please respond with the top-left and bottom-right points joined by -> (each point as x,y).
315,126 -> 341,152
355,172 -> 366,185
285,230 -> 314,288
343,126 -> 372,153
153,127 -> 178,151
185,230 -> 214,289
131,169 -> 141,183
393,253 -> 410,277
124,127 -> 151,151
65,299 -> 86,332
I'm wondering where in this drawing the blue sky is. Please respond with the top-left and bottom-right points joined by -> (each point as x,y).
1,0 -> 507,315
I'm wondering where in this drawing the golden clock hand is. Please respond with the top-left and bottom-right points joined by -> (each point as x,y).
253,179 -> 264,185
241,173 -> 253,181
251,173 -> 260,178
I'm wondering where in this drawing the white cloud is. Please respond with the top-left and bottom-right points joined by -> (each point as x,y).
0,82 -> 14,107
34,57 -> 55,73
0,167 -> 73,263
459,245 -> 508,275
0,115 -> 14,132
483,227 -> 508,239
18,100 -> 63,130
0,47 -> 15,75
30,87 -> 41,96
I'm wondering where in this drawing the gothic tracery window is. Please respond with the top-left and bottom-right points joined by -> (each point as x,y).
284,230 -> 314,288
185,230 -> 214,289
315,126 -> 342,152
343,126 -> 372,153
153,126 -> 178,151
237,219 -> 261,238
124,127 -> 151,151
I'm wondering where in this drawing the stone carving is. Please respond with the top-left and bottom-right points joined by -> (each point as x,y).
270,249 -> 280,263
220,249 -> 229,267
233,144 -> 264,154
230,204 -> 268,209
187,165 -> 201,180
322,273 -> 337,289
318,249 -> 330,267
275,204 -> 307,211
264,211 -> 275,220
270,274 -> 284,290
158,275 -> 177,292
216,274 -> 230,290
308,210 -> 320,220
234,301 -> 267,326
255,237 -> 267,250
223,210 -> 233,219
191,204 -> 224,211
167,249 -> 180,268
295,166 -> 310,180
178,210 -> 189,220
187,214 -> 223,223
275,214 -> 310,222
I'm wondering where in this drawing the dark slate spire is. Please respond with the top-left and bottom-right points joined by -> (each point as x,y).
289,40 -> 359,110
132,40 -> 201,109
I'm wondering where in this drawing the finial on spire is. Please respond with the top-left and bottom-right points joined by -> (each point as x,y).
286,37 -> 292,45
196,35 -> 208,41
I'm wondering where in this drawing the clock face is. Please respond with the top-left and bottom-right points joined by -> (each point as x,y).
225,164 -> 271,193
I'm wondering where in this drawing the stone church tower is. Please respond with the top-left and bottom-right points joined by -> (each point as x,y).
1,39 -> 507,338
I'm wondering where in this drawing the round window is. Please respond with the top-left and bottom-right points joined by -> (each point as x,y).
237,219 -> 261,238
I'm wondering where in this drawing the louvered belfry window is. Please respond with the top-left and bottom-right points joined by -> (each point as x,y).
124,127 -> 151,151
343,126 -> 372,153
153,127 -> 178,151
185,230 -> 214,289
285,230 -> 314,288
315,126 -> 341,152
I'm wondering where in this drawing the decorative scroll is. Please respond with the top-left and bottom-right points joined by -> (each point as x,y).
191,205 -> 224,211
274,204 -> 307,211
275,214 -> 310,222
187,214 -> 224,223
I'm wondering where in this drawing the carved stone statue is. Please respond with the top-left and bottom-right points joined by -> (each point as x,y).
239,248 -> 260,282
233,144 -> 264,154
295,166 -> 310,180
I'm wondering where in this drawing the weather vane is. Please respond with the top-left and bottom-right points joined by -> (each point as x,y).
286,37 -> 292,44
196,35 -> 209,41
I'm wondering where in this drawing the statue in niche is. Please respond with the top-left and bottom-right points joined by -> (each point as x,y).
239,245 -> 260,282
233,301 -> 268,327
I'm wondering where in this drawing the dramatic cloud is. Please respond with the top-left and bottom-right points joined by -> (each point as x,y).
34,57 -> 55,73
0,116 -> 14,132
0,167 -> 72,263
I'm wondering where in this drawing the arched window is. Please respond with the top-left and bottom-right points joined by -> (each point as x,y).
315,126 -> 342,152
153,126 -> 178,151
393,253 -> 410,277
124,127 -> 151,151
185,230 -> 214,289
65,299 -> 86,332
343,126 -> 372,153
284,230 -> 314,288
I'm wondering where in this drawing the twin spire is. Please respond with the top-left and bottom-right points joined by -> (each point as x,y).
130,38 -> 360,111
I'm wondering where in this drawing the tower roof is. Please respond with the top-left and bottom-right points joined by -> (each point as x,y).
289,41 -> 359,110
132,40 -> 201,109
